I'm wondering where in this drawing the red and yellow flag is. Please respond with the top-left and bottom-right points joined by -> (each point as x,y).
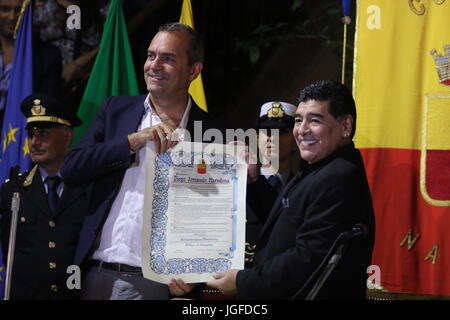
354,0 -> 450,295
180,0 -> 208,112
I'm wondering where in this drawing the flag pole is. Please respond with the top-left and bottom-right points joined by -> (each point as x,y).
3,167 -> 21,300
341,0 -> 351,84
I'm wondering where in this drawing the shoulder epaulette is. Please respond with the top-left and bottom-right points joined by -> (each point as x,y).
23,165 -> 38,187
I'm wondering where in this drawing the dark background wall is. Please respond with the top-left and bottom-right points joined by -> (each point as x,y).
113,0 -> 354,129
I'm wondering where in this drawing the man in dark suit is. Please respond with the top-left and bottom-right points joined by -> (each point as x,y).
208,80 -> 375,299
1,94 -> 88,299
61,23 -> 223,300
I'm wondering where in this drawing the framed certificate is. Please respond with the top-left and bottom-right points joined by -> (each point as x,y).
141,142 -> 247,283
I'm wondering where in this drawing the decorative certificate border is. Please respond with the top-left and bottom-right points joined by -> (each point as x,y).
148,151 -> 237,275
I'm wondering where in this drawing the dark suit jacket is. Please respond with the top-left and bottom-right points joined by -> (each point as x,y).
237,142 -> 375,300
61,95 -> 224,269
245,173 -> 295,267
1,167 -> 89,300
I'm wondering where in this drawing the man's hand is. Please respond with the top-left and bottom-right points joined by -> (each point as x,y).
128,122 -> 178,154
228,141 -> 259,183
206,269 -> 239,296
168,278 -> 198,297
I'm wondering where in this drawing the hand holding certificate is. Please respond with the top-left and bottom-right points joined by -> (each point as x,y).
141,142 -> 247,284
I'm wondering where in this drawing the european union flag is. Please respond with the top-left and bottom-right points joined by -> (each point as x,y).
0,1 -> 33,300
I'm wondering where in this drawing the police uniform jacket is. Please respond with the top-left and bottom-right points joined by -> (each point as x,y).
1,166 -> 89,299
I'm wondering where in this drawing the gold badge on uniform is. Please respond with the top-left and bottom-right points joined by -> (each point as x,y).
31,99 -> 46,116
267,102 -> 284,118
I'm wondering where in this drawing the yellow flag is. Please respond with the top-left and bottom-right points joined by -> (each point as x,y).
180,0 -> 208,112
354,0 -> 450,295
354,0 -> 450,150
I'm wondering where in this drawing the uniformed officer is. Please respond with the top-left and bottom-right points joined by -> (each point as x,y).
245,101 -> 299,266
0,94 -> 89,299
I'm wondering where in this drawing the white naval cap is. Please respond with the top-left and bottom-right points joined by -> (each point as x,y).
258,101 -> 297,129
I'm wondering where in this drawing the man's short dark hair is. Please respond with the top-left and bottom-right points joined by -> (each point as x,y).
158,22 -> 204,65
299,80 -> 357,138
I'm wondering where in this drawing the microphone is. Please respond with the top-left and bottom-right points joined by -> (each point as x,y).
299,223 -> 369,300
290,222 -> 370,299
343,223 -> 368,240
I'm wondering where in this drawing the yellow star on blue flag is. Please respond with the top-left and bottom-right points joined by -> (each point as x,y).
7,124 -> 19,145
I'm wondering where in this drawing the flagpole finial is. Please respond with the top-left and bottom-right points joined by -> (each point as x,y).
342,16 -> 352,25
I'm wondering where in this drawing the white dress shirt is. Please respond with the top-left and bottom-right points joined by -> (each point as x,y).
93,95 -> 191,267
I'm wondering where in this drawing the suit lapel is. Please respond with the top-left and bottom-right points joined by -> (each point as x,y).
187,99 -> 207,138
259,174 -> 301,237
124,95 -> 147,134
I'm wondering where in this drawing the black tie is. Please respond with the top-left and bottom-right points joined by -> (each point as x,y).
45,176 -> 61,213
268,175 -> 282,193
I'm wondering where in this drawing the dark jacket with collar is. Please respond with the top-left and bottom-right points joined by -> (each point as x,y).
1,166 -> 89,299
61,95 -> 224,269
236,142 -> 375,300
245,172 -> 295,267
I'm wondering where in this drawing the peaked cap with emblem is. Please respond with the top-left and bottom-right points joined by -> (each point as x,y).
257,101 -> 297,129
21,94 -> 82,129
